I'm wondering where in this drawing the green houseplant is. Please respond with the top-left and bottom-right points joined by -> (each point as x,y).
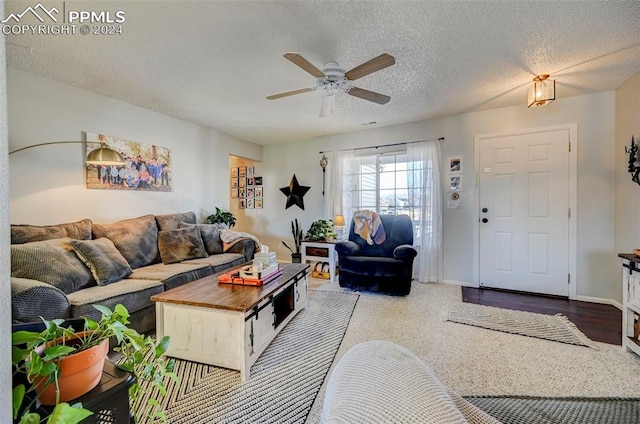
206,207 -> 236,228
12,304 -> 177,424
305,219 -> 337,242
282,218 -> 303,263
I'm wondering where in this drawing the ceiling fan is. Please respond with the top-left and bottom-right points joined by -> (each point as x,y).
266,52 -> 396,117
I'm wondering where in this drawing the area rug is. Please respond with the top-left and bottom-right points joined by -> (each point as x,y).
446,301 -> 597,348
132,289 -> 359,424
464,395 -> 640,424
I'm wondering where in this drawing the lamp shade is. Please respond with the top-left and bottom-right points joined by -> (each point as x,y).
334,215 -> 345,227
527,75 -> 555,108
86,146 -> 125,165
319,94 -> 335,118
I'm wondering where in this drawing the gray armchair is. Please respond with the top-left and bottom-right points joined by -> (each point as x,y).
335,214 -> 417,295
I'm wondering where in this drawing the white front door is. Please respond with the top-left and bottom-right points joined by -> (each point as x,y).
478,128 -> 570,296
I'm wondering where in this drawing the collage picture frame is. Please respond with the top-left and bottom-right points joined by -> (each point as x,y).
231,166 -> 263,208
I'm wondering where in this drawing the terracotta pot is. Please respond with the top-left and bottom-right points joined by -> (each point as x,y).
34,331 -> 108,405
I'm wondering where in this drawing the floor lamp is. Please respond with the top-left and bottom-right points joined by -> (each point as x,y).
9,141 -> 126,165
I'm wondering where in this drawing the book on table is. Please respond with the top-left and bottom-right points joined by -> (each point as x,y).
217,263 -> 283,286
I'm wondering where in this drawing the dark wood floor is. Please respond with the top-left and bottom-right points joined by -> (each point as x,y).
462,287 -> 622,345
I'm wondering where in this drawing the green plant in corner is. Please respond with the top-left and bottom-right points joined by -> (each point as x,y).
12,304 -> 178,424
282,218 -> 303,255
305,219 -> 337,241
206,207 -> 237,228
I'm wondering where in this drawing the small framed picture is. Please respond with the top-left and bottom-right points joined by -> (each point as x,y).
254,176 -> 263,186
247,198 -> 255,209
239,198 -> 246,209
255,187 -> 263,197
247,188 -> 254,197
449,175 -> 463,191
231,188 -> 239,198
231,168 -> 239,177
239,187 -> 246,197
255,198 -> 263,208
448,156 -> 463,174
239,177 -> 246,187
231,178 -> 239,188
239,166 -> 247,177
247,177 -> 255,186
247,166 -> 255,176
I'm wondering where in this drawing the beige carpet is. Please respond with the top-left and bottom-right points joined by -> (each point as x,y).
305,279 -> 640,423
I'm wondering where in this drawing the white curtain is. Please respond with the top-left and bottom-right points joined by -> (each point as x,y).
407,140 -> 443,283
324,149 -> 356,225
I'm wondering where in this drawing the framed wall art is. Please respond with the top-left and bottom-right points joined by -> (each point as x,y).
449,175 -> 463,191
86,132 -> 172,191
255,198 -> 263,208
448,156 -> 463,174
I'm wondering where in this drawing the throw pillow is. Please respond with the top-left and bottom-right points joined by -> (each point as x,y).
155,211 -> 197,231
92,215 -> 159,269
11,237 -> 95,294
178,222 -> 223,255
71,238 -> 133,285
158,226 -> 208,264
11,219 -> 92,244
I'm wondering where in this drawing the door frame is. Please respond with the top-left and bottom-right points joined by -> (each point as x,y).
473,123 -> 578,299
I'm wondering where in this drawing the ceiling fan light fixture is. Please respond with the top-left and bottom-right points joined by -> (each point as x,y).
319,93 -> 334,118
527,74 -> 555,108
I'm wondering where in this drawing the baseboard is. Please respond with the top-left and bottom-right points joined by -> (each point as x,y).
575,295 -> 623,311
441,279 -> 477,287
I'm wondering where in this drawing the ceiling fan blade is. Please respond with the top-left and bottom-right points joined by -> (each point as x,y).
348,87 -> 391,105
283,53 -> 325,78
266,87 -> 314,100
345,53 -> 395,81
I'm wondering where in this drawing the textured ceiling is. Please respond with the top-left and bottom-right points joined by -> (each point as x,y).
5,1 -> 640,145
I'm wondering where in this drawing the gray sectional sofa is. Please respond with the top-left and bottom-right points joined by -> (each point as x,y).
10,211 -> 257,334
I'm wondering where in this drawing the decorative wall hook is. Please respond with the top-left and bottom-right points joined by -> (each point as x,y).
320,154 -> 328,196
625,136 -> 640,185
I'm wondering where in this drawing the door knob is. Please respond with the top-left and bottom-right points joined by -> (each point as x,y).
482,218 -> 488,223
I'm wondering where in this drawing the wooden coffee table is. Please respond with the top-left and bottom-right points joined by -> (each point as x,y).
151,263 -> 309,381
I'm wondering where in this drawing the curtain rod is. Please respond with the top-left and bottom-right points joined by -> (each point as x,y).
318,137 -> 444,154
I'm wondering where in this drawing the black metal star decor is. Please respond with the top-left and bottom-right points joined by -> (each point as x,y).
279,174 -> 311,210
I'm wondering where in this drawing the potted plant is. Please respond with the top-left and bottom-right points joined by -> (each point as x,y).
305,219 -> 337,242
12,304 -> 177,424
206,207 -> 236,228
282,218 -> 303,263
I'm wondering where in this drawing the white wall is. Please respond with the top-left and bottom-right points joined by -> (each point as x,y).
615,73 -> 640,303
8,68 -> 263,225
261,91 -> 617,301
1,2 -> 14,417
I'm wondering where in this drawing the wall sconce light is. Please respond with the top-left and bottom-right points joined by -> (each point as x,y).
625,136 -> 640,185
527,74 -> 556,108
320,154 -> 328,196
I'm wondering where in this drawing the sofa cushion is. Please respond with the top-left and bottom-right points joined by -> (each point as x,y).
179,222 -> 223,255
158,227 -> 208,264
11,238 -> 96,294
184,252 -> 246,273
71,238 -> 133,286
11,219 -> 92,244
129,262 -> 213,290
92,214 -> 159,269
155,211 -> 197,231
67,279 -> 164,321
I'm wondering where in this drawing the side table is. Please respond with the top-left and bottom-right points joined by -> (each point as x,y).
301,240 -> 338,282
37,361 -> 135,424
